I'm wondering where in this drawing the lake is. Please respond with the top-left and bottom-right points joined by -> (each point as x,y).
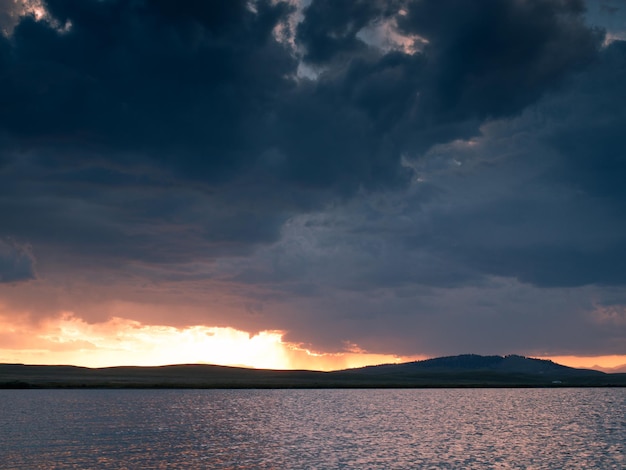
1,388 -> 624,469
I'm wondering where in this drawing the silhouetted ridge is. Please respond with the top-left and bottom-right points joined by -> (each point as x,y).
414,354 -> 572,373
417,354 -> 508,370
2,355 -> 619,388
350,354 -> 603,377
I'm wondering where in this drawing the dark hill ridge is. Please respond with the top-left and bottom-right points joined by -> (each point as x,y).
1,355 -> 624,388
351,354 -> 603,376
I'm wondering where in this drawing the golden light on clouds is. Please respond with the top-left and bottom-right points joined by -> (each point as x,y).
0,313 -> 420,371
2,312 -> 625,372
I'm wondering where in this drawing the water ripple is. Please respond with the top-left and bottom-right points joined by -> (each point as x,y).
1,388 -> 624,469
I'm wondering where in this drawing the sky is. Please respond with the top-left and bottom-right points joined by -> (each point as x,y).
0,0 -> 625,372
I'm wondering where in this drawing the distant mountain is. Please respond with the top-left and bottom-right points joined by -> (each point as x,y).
350,354 -> 604,377
593,363 -> 626,374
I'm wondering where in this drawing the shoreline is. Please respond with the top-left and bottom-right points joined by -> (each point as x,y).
2,362 -> 625,389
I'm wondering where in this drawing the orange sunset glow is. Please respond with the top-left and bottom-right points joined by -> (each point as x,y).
536,355 -> 626,373
1,0 -> 625,381
3,1 -> 626,467
0,313 -> 423,371
1,312 -> 624,372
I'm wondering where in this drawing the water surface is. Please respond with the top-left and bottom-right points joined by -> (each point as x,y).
1,388 -> 624,468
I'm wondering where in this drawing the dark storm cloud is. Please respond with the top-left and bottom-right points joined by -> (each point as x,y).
283,0 -> 602,190
397,0 -> 602,119
298,0 -> 601,118
1,0 -> 295,181
0,0 -> 602,268
1,0 -> 625,358
0,0 -> 616,281
296,0 -> 402,64
417,40 -> 626,288
0,0 -> 27,34
272,282 -> 614,357
547,40 -> 626,204
0,239 -> 36,283
0,0 -> 609,224
0,0 -> 304,263
236,34 -> 626,294
227,38 -> 626,334
2,0 -> 601,181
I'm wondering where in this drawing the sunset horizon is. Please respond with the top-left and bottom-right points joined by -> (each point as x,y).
2,1 -> 625,467
1,0 -> 625,382
2,312 -> 624,373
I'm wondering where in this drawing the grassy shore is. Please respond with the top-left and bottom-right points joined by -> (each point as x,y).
2,363 -> 626,389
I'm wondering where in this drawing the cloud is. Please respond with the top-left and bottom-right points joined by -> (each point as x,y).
413,40 -> 626,287
0,240 -> 36,283
272,0 -> 603,192
2,0 -> 295,180
207,35 -> 626,355
0,0 -> 624,361
0,0 -> 603,195
296,0 -> 403,64
547,41 -> 626,203
397,0 -> 602,118
235,37 -> 626,292
0,0 -> 41,34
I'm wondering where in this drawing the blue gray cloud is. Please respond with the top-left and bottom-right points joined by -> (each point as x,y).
0,0 -> 624,358
0,240 -> 36,283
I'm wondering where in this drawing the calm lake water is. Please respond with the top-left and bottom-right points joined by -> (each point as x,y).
1,388 -> 624,469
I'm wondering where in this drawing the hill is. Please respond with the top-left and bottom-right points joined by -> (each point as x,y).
1,355 -> 624,388
351,354 -> 602,376
342,354 -> 612,387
